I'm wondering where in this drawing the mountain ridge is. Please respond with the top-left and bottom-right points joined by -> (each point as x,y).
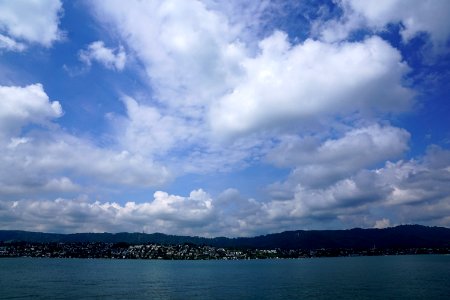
1,225 -> 449,250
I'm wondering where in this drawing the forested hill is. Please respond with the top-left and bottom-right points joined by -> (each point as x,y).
1,225 -> 449,250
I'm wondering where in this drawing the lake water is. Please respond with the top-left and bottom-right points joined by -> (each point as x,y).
0,255 -> 449,299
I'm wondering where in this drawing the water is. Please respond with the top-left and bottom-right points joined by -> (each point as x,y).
0,255 -> 449,299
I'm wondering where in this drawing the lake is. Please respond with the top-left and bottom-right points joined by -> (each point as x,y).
0,255 -> 449,299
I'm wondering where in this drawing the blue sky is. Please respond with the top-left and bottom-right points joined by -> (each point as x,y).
0,0 -> 449,236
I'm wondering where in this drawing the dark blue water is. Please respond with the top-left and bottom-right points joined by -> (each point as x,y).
0,255 -> 449,299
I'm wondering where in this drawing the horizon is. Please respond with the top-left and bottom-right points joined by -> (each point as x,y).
1,0 -> 449,237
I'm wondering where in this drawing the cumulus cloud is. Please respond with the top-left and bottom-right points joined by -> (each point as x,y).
0,84 -> 170,197
79,41 -> 127,71
0,0 -> 62,48
317,0 -> 450,48
210,33 -> 413,137
377,147 -> 450,207
92,1 -> 414,139
2,144 -> 449,236
262,146 -> 450,233
0,139 -> 448,236
88,0 -> 416,183
90,0 -> 247,113
78,2 -> 439,236
0,188 -> 273,236
267,124 -> 410,188
110,95 -> 272,175
0,189 -> 214,235
0,84 -> 62,139
115,96 -> 198,156
0,128 -> 171,195
89,1 -> 268,175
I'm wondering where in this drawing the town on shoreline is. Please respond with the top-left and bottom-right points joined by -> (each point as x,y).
1,242 -> 448,260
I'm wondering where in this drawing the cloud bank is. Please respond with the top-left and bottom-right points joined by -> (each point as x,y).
1,146 -> 449,236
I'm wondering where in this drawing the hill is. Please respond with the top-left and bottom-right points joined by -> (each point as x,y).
1,225 -> 449,249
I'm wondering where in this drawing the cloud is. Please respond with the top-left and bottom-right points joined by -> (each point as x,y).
111,96 -> 271,175
114,96 -> 198,156
0,129 -> 171,195
373,218 -> 391,229
378,146 -> 450,206
91,0 -> 245,110
0,176 -> 80,196
0,189 -> 214,235
0,34 -> 25,51
89,1 -> 264,174
317,0 -> 450,48
0,0 -> 62,48
0,84 -> 170,197
92,1 -> 414,139
0,84 -> 62,139
0,188 -> 266,236
1,0 -> 446,236
210,33 -> 413,137
89,0 -> 416,174
80,3 -> 420,213
263,145 -> 450,233
267,124 -> 410,188
2,143 -> 449,236
79,41 -> 127,71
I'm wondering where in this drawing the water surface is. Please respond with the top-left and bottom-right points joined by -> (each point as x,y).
1,255 -> 449,299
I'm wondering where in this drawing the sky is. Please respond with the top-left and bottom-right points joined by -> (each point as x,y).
0,0 -> 449,237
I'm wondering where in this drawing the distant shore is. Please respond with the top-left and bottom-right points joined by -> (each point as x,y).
1,242 -> 448,260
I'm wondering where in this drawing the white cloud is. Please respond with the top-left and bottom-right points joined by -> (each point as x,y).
0,146 -> 449,236
263,146 -> 450,233
267,124 -> 410,188
376,148 -> 450,206
0,33 -> 25,51
0,84 -> 171,196
89,1 -> 268,175
2,143 -> 449,236
0,0 -> 62,48
42,177 -> 80,193
0,84 -> 62,139
317,0 -> 450,48
268,124 -> 409,168
0,188 -> 273,236
79,41 -> 127,71
89,0 -> 416,148
90,0 -> 247,113
0,189 -> 214,235
86,1 -> 421,204
0,176 -> 80,196
264,173 -> 387,223
348,0 -> 450,44
210,34 -> 413,137
92,1 -> 414,140
115,96 -> 198,156
88,0 -> 417,192
0,130 -> 171,194
373,218 -> 391,229
111,96 -> 272,175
